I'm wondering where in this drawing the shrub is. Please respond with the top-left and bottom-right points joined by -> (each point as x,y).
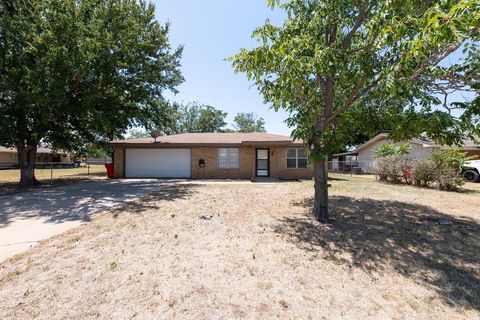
374,143 -> 411,158
430,149 -> 467,190
434,166 -> 464,191
396,144 -> 412,156
411,157 -> 436,187
374,148 -> 468,191
371,154 -> 409,182
401,162 -> 413,184
410,149 -> 467,190
431,148 -> 468,170
373,143 -> 412,183
374,144 -> 397,157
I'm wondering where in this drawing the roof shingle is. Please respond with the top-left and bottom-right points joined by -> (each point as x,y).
110,132 -> 302,145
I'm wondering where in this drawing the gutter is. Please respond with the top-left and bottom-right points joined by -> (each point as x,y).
107,141 -> 303,148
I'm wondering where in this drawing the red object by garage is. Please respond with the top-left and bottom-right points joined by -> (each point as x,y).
104,163 -> 114,178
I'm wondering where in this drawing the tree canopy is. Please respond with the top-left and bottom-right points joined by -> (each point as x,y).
0,0 -> 183,185
233,112 -> 267,132
127,129 -> 151,139
168,102 -> 228,133
74,142 -> 111,159
230,0 -> 480,221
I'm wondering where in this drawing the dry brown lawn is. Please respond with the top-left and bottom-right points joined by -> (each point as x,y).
0,166 -> 106,195
0,174 -> 479,319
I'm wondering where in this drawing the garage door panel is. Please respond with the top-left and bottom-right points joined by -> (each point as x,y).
125,149 -> 191,178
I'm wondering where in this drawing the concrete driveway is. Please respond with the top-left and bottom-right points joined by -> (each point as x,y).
0,179 -> 169,262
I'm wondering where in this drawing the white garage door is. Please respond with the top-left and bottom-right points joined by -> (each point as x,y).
125,149 -> 191,178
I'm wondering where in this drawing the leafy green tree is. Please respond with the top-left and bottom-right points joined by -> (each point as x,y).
449,47 -> 480,126
132,101 -> 186,137
75,142 -> 111,159
374,144 -> 411,158
230,0 -> 480,222
233,112 -> 267,132
128,129 -> 151,139
0,0 -> 183,186
175,102 -> 227,133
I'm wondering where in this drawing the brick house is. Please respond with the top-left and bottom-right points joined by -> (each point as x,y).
109,132 -> 313,180
0,146 -> 72,168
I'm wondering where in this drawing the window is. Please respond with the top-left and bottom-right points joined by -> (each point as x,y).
218,148 -> 239,168
286,148 -> 307,168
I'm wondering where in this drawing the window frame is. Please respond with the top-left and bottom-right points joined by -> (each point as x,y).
217,148 -> 240,169
286,148 -> 308,169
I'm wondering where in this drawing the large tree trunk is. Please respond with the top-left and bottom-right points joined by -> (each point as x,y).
313,157 -> 329,222
312,21 -> 337,223
17,143 -> 39,187
312,68 -> 334,223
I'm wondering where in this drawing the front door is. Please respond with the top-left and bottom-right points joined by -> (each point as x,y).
256,148 -> 269,177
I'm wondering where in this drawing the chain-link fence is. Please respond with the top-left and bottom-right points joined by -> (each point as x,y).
328,160 -> 374,175
0,158 -> 111,183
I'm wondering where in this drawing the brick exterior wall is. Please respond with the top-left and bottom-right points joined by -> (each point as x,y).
113,146 -> 124,178
0,152 -> 72,165
191,146 -> 255,179
0,152 -> 16,164
274,146 -> 314,179
113,145 -> 314,180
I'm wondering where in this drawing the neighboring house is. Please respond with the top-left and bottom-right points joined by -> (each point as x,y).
109,132 -> 313,180
0,146 -> 72,168
332,133 -> 480,173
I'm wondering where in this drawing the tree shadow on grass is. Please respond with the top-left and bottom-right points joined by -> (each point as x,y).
458,183 -> 480,195
0,180 -> 197,226
0,177 -> 103,196
275,196 -> 480,310
327,177 -> 349,181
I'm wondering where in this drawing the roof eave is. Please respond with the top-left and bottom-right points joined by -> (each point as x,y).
241,140 -> 301,146
107,141 -> 302,147
351,133 -> 388,154
332,151 -> 358,157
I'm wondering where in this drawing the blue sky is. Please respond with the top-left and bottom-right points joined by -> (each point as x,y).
153,0 -> 291,135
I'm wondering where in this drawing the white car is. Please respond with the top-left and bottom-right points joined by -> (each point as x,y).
462,160 -> 480,182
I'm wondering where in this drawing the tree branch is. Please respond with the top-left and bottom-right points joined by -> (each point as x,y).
325,75 -> 381,126
398,43 -> 464,82
342,1 -> 374,51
